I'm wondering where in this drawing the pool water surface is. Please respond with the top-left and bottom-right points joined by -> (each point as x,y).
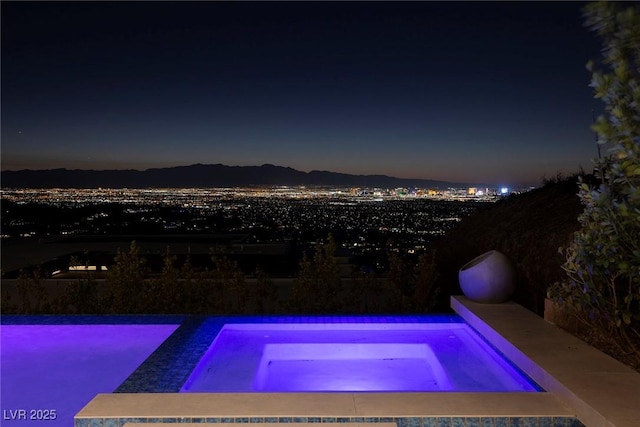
2,314 -> 546,427
181,322 -> 539,392
0,321 -> 179,427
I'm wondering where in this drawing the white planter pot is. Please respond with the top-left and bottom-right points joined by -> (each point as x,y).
458,250 -> 515,303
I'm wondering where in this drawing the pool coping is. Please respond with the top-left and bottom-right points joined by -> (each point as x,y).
77,392 -> 572,418
451,295 -> 640,427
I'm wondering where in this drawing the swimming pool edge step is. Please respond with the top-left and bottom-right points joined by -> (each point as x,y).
76,391 -> 573,419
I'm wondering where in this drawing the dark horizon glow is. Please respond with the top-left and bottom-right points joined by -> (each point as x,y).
1,1 -> 602,186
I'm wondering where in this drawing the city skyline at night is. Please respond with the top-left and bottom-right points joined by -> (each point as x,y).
2,1 -> 602,187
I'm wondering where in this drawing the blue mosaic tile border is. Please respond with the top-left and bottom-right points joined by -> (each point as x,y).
116,316 -> 217,392
75,415 -> 586,427
0,314 -> 186,325
116,314 -> 464,392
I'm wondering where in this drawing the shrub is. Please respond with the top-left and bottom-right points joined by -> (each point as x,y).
552,2 -> 640,362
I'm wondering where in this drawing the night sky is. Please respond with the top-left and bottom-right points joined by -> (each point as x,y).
1,1 -> 602,186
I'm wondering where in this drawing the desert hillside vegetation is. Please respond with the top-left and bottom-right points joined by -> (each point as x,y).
432,176 -> 583,315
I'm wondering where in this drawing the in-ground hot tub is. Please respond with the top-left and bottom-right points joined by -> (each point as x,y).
74,311 -> 584,427
180,321 -> 540,392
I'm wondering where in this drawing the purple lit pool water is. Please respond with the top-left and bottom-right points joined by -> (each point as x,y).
0,323 -> 179,427
181,323 -> 539,392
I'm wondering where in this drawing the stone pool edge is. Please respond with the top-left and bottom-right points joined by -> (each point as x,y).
75,392 -> 575,426
451,295 -> 640,427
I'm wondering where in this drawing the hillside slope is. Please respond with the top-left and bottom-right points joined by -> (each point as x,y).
434,177 -> 583,315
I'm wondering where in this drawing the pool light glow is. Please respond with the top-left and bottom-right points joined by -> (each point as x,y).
181,322 -> 539,392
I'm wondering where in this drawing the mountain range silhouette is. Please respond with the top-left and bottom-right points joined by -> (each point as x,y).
1,163 -> 474,189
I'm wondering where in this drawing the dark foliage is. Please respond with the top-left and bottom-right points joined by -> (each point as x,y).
433,176 -> 583,314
